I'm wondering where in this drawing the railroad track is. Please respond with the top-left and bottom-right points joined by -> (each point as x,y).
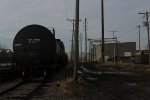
0,70 -> 17,82
0,72 -> 14,81
0,64 -> 18,82
0,78 -> 47,100
0,81 -> 24,95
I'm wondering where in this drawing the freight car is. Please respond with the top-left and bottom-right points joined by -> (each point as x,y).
13,24 -> 67,80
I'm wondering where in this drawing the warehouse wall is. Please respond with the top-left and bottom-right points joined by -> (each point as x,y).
95,42 -> 136,62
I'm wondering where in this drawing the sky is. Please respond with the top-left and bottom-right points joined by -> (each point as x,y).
0,0 -> 150,52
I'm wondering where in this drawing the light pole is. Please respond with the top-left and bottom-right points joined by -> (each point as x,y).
74,0 -> 80,81
139,12 -> 150,65
136,25 -> 141,50
109,30 -> 118,63
101,0 -> 105,63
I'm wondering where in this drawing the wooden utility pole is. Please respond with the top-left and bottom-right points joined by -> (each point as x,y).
74,0 -> 80,81
101,0 -> 105,63
109,30 -> 118,62
137,25 -> 141,50
84,18 -> 87,63
80,33 -> 83,61
146,12 -> 150,66
109,30 -> 118,38
67,19 -> 75,63
116,40 -> 119,64
139,12 -> 150,65
89,42 -> 91,64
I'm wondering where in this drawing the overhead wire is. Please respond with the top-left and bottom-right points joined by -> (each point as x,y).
80,0 -> 101,51
65,0 -> 68,19
80,0 -> 149,50
82,0 -> 101,38
65,0 -> 75,19
80,0 -> 88,18
118,27 -> 137,39
116,13 -> 145,41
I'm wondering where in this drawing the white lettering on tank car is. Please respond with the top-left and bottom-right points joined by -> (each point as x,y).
28,39 -> 40,44
14,44 -> 22,46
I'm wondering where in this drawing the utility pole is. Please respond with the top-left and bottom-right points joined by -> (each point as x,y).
109,30 -> 118,63
87,39 -> 91,65
84,18 -> 87,64
139,11 -> 150,65
109,30 -> 118,38
136,25 -> 141,50
89,42 -> 91,65
116,40 -> 119,64
74,0 -> 80,81
67,19 -> 75,63
101,0 -> 105,63
80,33 -> 83,62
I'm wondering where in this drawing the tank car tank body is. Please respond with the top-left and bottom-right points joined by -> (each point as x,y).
13,24 -> 65,80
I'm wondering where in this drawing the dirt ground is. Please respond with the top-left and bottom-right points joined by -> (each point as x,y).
55,63 -> 150,100
1,63 -> 150,100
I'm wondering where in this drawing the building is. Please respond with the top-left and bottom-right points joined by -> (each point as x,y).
95,42 -> 136,62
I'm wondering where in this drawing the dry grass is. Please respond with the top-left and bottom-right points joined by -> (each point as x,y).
48,63 -> 150,99
55,74 -> 89,97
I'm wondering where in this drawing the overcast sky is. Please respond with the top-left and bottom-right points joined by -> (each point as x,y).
0,0 -> 150,52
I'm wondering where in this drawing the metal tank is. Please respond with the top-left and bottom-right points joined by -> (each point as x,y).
13,24 -> 56,66
13,24 -> 67,80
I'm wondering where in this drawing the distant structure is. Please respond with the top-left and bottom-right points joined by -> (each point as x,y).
95,42 -> 136,61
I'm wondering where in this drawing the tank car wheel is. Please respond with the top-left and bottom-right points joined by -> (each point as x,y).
22,68 -> 32,81
22,71 -> 29,81
43,68 -> 54,81
43,70 -> 50,81
43,70 -> 47,79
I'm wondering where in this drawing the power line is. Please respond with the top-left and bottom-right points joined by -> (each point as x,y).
115,14 -> 143,39
65,0 -> 68,18
81,0 -> 88,18
118,27 -> 137,39
65,0 -> 75,18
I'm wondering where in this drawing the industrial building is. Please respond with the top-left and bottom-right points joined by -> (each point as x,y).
94,42 -> 136,62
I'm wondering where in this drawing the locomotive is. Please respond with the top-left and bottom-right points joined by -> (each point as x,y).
13,24 -> 67,80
